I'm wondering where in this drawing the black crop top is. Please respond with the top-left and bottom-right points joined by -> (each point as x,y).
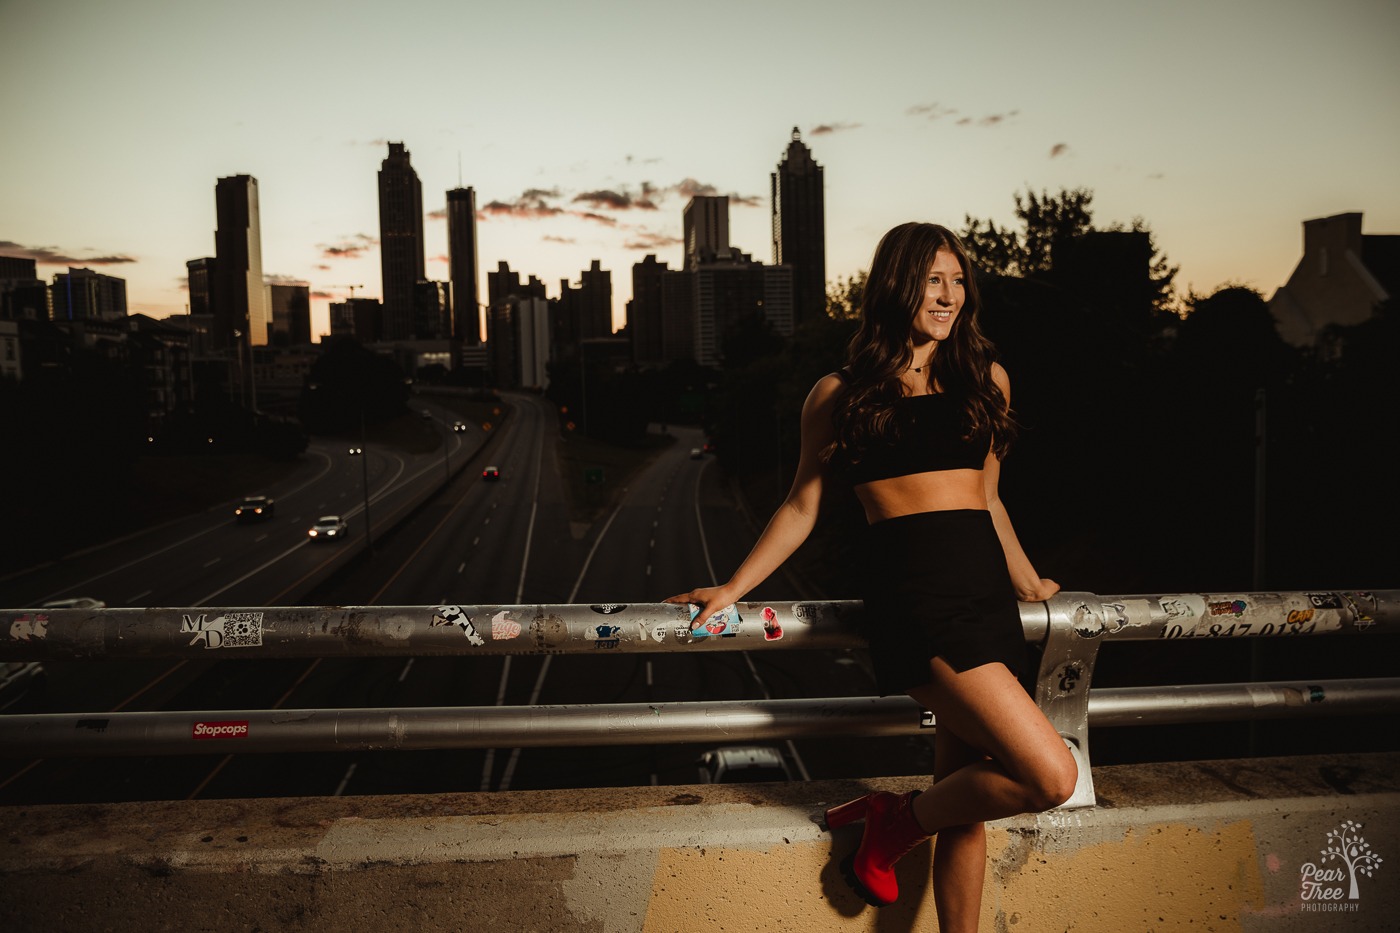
833,379 -> 990,486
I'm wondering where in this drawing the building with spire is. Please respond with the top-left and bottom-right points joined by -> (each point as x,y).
771,127 -> 826,327
446,186 -> 480,344
378,142 -> 425,341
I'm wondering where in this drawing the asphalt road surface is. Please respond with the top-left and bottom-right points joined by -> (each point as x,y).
0,394 -> 929,805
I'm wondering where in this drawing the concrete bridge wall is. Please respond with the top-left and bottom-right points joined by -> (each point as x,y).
3,751 -> 1396,932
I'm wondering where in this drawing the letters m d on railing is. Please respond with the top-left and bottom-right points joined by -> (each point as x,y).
2,591 -> 1397,809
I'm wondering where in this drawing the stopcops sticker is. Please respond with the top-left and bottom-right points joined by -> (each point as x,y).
192,720 -> 249,740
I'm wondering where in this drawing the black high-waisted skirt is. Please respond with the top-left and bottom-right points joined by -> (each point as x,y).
859,509 -> 1026,696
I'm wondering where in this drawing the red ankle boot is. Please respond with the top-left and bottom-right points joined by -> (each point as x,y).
823,790 -> 930,907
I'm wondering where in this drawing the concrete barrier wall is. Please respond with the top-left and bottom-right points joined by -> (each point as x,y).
3,751 -> 1396,932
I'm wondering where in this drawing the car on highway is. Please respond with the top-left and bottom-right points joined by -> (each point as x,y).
452,420 -> 468,433
0,660 -> 45,711
234,495 -> 276,522
307,515 -> 349,542
697,746 -> 793,784
40,597 -> 107,610
348,446 -> 363,456
482,465 -> 501,482
690,447 -> 703,459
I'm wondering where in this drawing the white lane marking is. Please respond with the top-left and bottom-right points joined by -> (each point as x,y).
649,538 -> 655,549
484,517 -> 490,525
480,655 -> 514,791
127,589 -> 151,604
646,564 -> 652,576
397,658 -> 415,683
31,447 -> 336,605
254,534 -> 269,543
692,457 -> 811,782
203,558 -> 220,568
457,562 -> 466,574
334,762 -> 357,797
472,537 -> 479,547
498,494 -> 625,792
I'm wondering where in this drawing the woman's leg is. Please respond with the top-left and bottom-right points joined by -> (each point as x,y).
907,657 -> 1078,833
929,725 -> 989,933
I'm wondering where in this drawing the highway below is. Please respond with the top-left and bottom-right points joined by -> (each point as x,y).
0,393 -> 923,805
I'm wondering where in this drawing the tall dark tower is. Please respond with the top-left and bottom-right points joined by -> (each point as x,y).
446,186 -> 480,343
214,174 -> 268,350
378,142 -> 425,340
771,127 -> 826,326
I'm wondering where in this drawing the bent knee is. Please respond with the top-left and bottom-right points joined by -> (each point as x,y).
1024,756 -> 1079,812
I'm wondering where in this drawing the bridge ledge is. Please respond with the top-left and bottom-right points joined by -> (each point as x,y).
4,751 -> 1398,932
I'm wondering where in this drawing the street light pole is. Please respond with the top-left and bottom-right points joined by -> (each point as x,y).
360,408 -> 373,555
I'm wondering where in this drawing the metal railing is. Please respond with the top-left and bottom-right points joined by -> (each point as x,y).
3,590 -> 1397,808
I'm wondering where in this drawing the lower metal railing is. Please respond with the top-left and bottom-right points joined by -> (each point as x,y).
1,678 -> 1396,758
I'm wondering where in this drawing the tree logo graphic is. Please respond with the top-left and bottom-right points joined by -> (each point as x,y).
1300,820 -> 1384,911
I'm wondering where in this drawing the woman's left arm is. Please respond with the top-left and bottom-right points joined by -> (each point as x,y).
984,363 -> 1060,602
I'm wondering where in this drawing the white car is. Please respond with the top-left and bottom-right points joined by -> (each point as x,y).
40,597 -> 107,610
307,515 -> 349,542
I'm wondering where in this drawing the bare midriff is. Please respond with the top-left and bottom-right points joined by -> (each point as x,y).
853,468 -> 987,524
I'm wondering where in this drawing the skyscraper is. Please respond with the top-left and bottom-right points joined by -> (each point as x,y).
214,174 -> 268,349
771,127 -> 826,327
446,187 -> 480,343
50,267 -> 128,321
378,142 -> 425,340
683,196 -> 729,270
268,282 -> 312,346
628,254 -> 668,364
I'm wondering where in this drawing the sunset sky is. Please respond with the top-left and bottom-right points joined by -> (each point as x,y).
3,0 -> 1397,339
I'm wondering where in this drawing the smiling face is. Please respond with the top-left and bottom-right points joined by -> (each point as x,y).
910,248 -> 965,350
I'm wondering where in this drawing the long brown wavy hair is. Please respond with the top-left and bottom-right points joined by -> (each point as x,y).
826,222 -> 1016,469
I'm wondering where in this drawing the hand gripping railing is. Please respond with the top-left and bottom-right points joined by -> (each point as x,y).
2,590 -> 1396,808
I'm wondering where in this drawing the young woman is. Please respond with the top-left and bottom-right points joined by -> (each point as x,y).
667,222 -> 1077,930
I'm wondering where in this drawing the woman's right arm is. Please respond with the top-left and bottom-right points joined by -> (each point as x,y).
666,373 -> 844,626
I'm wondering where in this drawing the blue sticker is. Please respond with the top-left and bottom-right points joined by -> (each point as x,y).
688,604 -> 742,637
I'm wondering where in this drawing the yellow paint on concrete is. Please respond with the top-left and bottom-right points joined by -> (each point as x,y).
985,819 -> 1266,932
643,820 -> 1267,933
643,840 -> 944,932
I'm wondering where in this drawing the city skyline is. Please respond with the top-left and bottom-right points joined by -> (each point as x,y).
3,0 -> 1398,341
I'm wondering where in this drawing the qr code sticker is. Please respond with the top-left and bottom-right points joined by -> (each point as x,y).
220,612 -> 263,648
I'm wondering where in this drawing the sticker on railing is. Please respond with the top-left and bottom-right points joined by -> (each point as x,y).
490,611 -> 522,640
431,605 -> 485,646
192,720 -> 249,740
761,606 -> 784,641
587,624 -> 623,648
8,613 -> 49,641
1159,595 -> 1344,639
689,604 -> 741,637
181,612 -> 263,649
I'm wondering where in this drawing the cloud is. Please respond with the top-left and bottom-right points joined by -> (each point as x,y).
1147,171 -> 1165,180
956,110 -> 1019,127
623,231 -> 683,251
426,208 -> 447,220
0,240 -> 137,266
429,254 -> 449,264
478,188 -> 565,220
575,211 -> 618,227
907,103 -> 958,120
573,188 -> 658,210
264,274 -> 308,286
1049,143 -> 1070,159
543,235 -> 576,244
310,290 -> 335,300
318,233 -> 377,259
810,122 -> 861,135
315,264 -> 332,271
